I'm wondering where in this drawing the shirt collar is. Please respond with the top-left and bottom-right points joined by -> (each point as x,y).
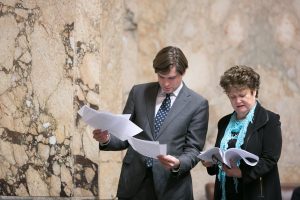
158,82 -> 183,97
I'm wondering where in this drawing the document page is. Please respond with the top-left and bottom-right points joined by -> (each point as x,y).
78,105 -> 143,141
198,147 -> 259,168
224,148 -> 259,167
128,137 -> 167,159
198,147 -> 223,164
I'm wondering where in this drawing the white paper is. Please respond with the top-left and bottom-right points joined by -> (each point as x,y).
198,147 -> 259,168
198,147 -> 223,164
128,137 -> 167,159
78,105 -> 142,141
224,148 -> 259,167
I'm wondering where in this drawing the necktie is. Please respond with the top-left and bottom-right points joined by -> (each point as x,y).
146,93 -> 171,168
153,93 -> 171,139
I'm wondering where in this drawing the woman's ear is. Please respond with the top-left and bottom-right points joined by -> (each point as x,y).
251,90 -> 257,97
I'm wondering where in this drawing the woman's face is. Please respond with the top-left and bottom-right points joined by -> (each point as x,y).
227,87 -> 257,119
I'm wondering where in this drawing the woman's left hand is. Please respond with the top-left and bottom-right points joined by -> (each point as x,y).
222,159 -> 242,178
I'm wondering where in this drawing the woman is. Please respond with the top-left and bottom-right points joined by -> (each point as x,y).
202,65 -> 282,200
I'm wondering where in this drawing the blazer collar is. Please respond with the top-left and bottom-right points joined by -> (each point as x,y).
243,101 -> 269,148
222,101 -> 269,131
250,101 -> 269,130
218,101 -> 269,148
145,83 -> 160,139
155,83 -> 191,139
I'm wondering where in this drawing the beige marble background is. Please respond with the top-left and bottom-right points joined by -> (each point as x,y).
0,0 -> 299,199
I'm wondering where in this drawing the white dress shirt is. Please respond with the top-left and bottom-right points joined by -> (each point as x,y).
155,82 -> 183,115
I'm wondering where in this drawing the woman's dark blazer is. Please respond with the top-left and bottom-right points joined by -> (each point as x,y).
207,102 -> 282,200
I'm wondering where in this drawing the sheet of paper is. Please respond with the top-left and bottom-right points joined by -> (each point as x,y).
197,147 -> 223,163
224,148 -> 259,167
128,137 -> 167,159
78,105 -> 142,141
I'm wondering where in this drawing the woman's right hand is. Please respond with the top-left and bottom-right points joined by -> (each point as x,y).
200,160 -> 214,168
93,129 -> 110,143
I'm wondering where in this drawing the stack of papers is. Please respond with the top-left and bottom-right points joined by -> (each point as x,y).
198,147 -> 259,168
78,105 -> 167,158
78,105 -> 141,141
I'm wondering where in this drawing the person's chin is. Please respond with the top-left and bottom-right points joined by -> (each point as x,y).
235,107 -> 245,113
163,88 -> 173,93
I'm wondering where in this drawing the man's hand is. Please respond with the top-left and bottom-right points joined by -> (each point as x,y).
157,155 -> 180,170
93,129 -> 110,143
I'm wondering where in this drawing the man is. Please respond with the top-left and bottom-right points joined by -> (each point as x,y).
292,187 -> 300,200
93,46 -> 209,200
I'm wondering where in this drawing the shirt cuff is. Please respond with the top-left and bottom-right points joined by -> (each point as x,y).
99,134 -> 111,146
171,165 -> 180,173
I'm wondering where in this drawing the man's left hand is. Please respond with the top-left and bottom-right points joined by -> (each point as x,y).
157,155 -> 180,170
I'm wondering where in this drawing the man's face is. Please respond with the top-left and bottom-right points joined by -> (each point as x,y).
157,67 -> 183,94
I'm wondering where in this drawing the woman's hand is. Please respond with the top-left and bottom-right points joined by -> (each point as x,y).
222,159 -> 242,178
200,160 -> 214,168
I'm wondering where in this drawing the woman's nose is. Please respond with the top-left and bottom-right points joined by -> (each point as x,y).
236,98 -> 243,104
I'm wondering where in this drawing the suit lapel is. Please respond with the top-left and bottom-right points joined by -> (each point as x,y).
145,83 -> 159,140
156,84 -> 190,139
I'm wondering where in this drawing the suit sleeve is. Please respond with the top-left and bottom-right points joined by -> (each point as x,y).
99,86 -> 137,151
177,98 -> 209,175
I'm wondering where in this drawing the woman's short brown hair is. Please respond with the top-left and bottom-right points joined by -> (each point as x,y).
220,65 -> 260,97
153,46 -> 188,75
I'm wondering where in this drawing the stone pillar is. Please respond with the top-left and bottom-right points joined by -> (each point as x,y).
0,0 -> 101,197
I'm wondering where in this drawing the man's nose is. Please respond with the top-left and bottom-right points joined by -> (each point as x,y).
162,80 -> 170,86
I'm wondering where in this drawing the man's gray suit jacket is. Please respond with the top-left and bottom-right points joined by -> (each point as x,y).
100,82 -> 209,200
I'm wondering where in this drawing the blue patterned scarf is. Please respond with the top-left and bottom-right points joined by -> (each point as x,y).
218,102 -> 257,200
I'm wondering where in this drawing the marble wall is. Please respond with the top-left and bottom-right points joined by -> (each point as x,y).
0,0 -> 101,198
1,0 -> 300,199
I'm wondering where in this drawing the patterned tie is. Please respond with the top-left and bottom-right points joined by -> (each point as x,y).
154,93 -> 171,139
146,93 -> 171,168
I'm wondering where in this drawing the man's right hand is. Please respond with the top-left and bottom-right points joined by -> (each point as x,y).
93,129 -> 110,143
